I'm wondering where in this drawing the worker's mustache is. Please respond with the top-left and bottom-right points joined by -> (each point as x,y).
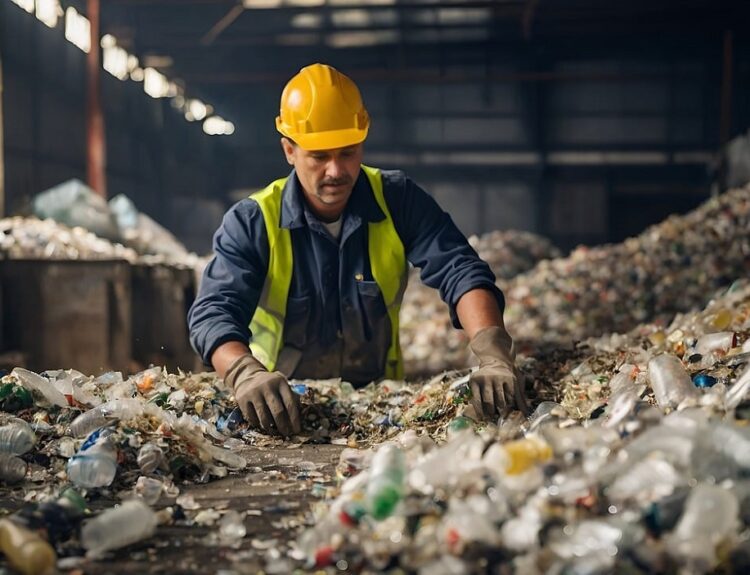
319,176 -> 352,189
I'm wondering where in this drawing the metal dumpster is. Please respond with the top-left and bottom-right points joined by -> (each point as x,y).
131,263 -> 201,373
0,260 -> 132,375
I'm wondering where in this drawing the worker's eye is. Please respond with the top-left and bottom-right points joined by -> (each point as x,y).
311,154 -> 327,162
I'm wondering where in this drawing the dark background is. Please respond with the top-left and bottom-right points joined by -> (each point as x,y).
2,0 -> 748,252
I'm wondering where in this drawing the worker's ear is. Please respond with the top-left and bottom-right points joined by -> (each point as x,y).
280,137 -> 296,166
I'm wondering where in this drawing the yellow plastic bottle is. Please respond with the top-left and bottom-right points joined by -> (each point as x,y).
710,308 -> 733,331
502,437 -> 553,475
0,519 -> 56,575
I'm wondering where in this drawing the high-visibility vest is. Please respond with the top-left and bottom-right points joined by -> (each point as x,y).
248,165 -> 407,379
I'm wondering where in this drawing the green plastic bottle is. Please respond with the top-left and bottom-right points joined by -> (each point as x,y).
365,445 -> 405,520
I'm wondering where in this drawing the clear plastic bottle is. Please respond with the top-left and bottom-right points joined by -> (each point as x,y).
726,364 -> 750,411
648,354 -> 701,409
0,419 -> 35,455
0,454 -> 27,484
11,367 -> 69,408
137,443 -> 165,475
134,476 -> 163,506
66,428 -> 118,488
694,332 -> 736,356
68,409 -> 113,439
80,499 -> 158,556
667,483 -> 739,571
365,444 -> 405,520
0,518 -> 56,575
68,398 -> 146,438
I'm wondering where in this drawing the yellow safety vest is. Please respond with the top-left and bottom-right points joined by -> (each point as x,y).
248,165 -> 407,379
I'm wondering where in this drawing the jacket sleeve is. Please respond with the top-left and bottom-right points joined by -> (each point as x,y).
381,170 -> 505,329
188,200 -> 270,366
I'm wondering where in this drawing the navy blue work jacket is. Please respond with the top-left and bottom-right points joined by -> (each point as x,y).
188,168 -> 504,384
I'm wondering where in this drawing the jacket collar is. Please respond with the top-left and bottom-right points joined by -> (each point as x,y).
280,167 -> 386,230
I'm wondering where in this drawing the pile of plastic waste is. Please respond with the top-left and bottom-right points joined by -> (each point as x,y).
504,185 -> 750,347
27,179 -> 208,272
1,366 -> 247,487
0,362 -> 478,571
0,366 -> 249,572
0,217 -> 137,261
401,230 -> 560,375
287,279 -> 750,574
401,185 -> 750,375
468,230 -> 561,280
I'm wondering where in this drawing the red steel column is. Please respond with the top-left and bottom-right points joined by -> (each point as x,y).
86,0 -> 106,197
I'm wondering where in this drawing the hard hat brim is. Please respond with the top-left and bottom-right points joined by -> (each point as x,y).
276,119 -> 368,151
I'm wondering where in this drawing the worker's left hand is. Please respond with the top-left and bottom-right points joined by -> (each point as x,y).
468,326 -> 529,419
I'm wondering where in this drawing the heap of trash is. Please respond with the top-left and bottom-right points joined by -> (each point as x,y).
467,230 -> 561,280
286,279 -> 750,573
0,217 -> 138,261
27,178 -> 208,271
1,279 -> 749,572
401,230 -> 560,375
402,185 -> 750,375
504,185 -> 750,347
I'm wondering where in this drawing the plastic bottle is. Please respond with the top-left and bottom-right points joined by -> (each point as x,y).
68,409 -> 113,439
667,483 -> 739,571
134,476 -> 163,506
0,383 -> 33,412
11,367 -> 69,408
0,419 -> 35,455
604,389 -> 639,428
137,443 -> 165,474
647,354 -> 701,409
365,445 -> 405,520
726,364 -> 750,411
0,454 -> 27,484
68,398 -> 146,438
80,499 -> 158,556
694,332 -> 736,356
0,519 -> 56,575
485,436 -> 552,476
446,416 -> 473,437
66,428 -> 118,488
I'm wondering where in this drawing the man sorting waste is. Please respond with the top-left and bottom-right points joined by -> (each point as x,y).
188,63 -> 528,436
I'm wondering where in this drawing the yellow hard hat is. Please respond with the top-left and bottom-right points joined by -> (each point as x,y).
276,63 -> 370,151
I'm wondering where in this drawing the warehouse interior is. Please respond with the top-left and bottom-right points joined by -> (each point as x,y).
0,0 -> 750,573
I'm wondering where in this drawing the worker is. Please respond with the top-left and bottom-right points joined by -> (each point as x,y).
188,63 -> 528,436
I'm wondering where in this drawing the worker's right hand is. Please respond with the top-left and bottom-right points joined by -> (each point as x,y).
223,354 -> 302,436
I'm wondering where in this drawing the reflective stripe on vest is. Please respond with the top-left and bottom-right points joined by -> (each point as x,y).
248,165 -> 407,379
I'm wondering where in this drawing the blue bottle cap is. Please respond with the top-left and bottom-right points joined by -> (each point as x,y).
692,374 -> 717,388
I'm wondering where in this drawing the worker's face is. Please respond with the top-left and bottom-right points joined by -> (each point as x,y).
281,138 -> 363,221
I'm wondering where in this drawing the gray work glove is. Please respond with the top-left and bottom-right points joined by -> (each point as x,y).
468,326 -> 529,420
224,354 -> 302,437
